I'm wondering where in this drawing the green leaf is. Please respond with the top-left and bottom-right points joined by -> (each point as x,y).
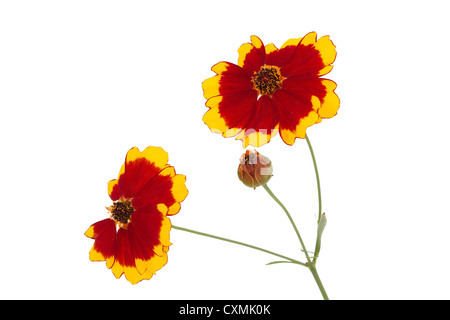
314,213 -> 327,259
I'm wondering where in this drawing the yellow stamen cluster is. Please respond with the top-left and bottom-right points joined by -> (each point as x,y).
108,198 -> 134,225
252,65 -> 284,96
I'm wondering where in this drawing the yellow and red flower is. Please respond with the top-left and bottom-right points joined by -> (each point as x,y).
202,32 -> 340,147
85,146 -> 188,284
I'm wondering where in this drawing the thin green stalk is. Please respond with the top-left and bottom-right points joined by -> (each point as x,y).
172,225 -> 307,267
305,134 -> 322,223
262,183 -> 329,300
305,134 -> 324,266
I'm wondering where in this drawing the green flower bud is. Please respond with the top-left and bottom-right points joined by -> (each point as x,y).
237,150 -> 273,189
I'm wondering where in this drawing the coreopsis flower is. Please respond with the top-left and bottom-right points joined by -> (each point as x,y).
237,149 -> 273,188
202,32 -> 340,147
85,146 -> 188,284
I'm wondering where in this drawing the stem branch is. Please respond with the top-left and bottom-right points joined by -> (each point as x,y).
262,183 -> 329,300
172,225 -> 307,267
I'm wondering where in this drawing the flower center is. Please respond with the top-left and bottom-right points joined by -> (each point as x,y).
252,65 -> 284,96
110,200 -> 134,224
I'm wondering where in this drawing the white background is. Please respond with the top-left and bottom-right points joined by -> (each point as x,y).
1,0 -> 449,300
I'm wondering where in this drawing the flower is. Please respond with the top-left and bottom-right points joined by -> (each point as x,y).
84,146 -> 188,284
202,32 -> 340,147
237,149 -> 273,188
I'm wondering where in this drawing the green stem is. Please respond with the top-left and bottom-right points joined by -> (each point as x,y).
172,225 -> 307,267
305,134 -> 322,222
305,134 -> 323,265
262,183 -> 329,300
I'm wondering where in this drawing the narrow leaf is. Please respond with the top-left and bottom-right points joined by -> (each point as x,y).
314,213 -> 327,258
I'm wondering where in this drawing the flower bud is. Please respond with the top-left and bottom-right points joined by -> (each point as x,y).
237,150 -> 273,188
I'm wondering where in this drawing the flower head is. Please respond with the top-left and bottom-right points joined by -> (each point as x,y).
237,149 -> 273,188
85,146 -> 188,284
202,32 -> 340,147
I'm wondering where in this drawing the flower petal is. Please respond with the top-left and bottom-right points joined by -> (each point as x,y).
108,163 -> 125,201
204,89 -> 280,148
316,79 -> 340,118
85,219 -> 116,264
140,247 -> 168,280
280,32 -> 337,79
273,90 -> 311,131
202,62 -> 253,100
127,224 -> 150,275
131,166 -> 188,216
116,146 -> 169,200
127,212 -> 171,280
211,61 -> 249,76
166,173 -> 188,216
314,35 -> 337,70
110,228 -> 144,284
279,109 -> 320,145
236,95 -> 280,147
108,179 -> 120,201
203,96 -> 228,134
203,89 -> 258,138
131,209 -> 171,250
265,37 -> 303,68
282,78 -> 339,119
237,35 -> 266,75
202,74 -> 253,100
127,222 -> 168,276
272,77 -> 339,145
264,43 -> 279,56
